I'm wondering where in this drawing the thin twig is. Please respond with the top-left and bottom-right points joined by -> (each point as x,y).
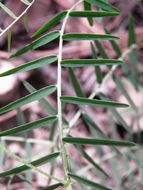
0,0 -> 35,37
0,144 -> 61,182
57,0 -> 83,189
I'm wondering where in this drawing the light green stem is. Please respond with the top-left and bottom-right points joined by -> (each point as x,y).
0,144 -> 61,183
57,0 -> 83,189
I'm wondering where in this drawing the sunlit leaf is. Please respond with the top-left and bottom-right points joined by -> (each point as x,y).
21,0 -> 31,5
0,2 -> 17,19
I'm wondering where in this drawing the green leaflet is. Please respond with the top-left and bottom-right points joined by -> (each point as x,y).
8,28 -> 12,52
23,81 -> 69,126
32,11 -> 119,37
0,27 -> 3,33
0,152 -> 60,177
23,81 -> 57,114
82,113 -> 106,137
0,85 -> 57,114
68,173 -> 113,190
0,56 -> 57,77
32,11 -> 67,37
69,11 -> 119,17
104,28 -> 122,57
129,49 -> 139,91
128,15 -> 136,47
0,116 -> 57,136
110,40 -> 122,57
63,33 -> 119,41
113,75 -> 138,112
99,93 -> 131,133
61,59 -> 123,67
128,16 -> 138,90
16,108 -> 25,125
41,183 -> 63,190
85,0 -> 119,12
94,40 -> 111,69
68,68 -> 85,97
94,41 -> 109,59
20,0 -> 31,5
82,113 -> 121,154
83,1 -> 93,26
63,137 -> 136,147
23,13 -> 29,32
11,31 -> 60,57
90,42 -> 103,84
0,2 -> 17,19
60,96 -> 129,108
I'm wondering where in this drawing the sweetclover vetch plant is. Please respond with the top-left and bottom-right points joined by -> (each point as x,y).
0,0 -> 137,189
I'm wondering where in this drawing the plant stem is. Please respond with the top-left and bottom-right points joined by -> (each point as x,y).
57,0 -> 83,189
0,0 -> 35,37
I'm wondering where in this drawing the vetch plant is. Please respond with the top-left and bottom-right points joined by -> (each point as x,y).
0,0 -> 137,189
